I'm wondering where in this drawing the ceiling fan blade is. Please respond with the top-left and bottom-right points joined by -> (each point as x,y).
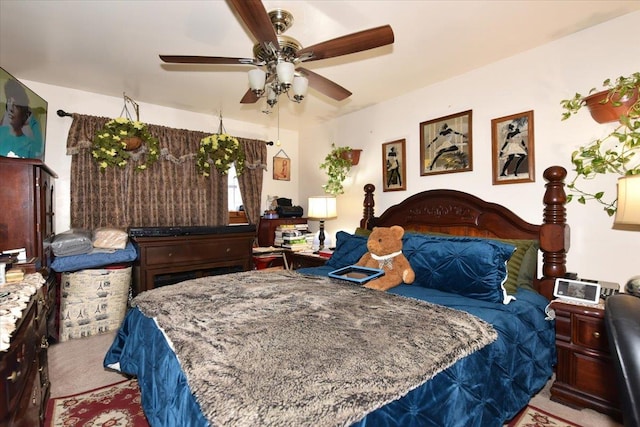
240,89 -> 260,104
160,55 -> 254,65
228,0 -> 278,46
298,68 -> 352,101
298,25 -> 394,62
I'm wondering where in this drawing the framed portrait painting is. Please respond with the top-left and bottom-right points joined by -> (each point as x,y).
273,149 -> 291,181
382,139 -> 406,192
420,110 -> 472,176
0,67 -> 48,161
491,110 -> 535,185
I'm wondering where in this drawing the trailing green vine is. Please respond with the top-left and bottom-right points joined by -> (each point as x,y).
561,73 -> 640,216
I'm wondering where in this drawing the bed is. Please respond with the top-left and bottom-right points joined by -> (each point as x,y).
104,165 -> 570,426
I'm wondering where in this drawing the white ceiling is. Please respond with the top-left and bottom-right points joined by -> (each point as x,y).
1,1 -> 639,131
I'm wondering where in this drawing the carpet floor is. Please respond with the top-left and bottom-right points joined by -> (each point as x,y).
46,331 -> 624,427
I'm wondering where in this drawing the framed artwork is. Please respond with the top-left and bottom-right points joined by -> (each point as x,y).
491,110 -> 535,185
420,110 -> 472,176
382,139 -> 406,192
0,67 -> 48,161
272,149 -> 290,181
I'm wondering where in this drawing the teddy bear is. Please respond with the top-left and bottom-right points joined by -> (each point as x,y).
355,225 -> 415,291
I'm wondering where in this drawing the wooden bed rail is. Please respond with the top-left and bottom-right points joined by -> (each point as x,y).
359,165 -> 569,300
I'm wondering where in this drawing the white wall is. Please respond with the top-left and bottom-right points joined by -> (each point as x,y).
16,81 -> 300,232
299,11 -> 640,288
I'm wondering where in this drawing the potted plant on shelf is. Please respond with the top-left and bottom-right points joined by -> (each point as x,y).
196,133 -> 245,177
560,72 -> 640,216
320,143 -> 358,195
92,117 -> 160,171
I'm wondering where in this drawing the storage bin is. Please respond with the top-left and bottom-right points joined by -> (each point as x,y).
59,265 -> 131,341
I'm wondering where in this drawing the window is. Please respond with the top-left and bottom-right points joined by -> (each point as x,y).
228,164 -> 247,224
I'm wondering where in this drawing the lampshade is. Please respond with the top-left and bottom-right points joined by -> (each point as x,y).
613,175 -> 640,227
308,196 -> 337,220
248,69 -> 266,91
292,76 -> 309,97
276,61 -> 295,85
266,86 -> 277,101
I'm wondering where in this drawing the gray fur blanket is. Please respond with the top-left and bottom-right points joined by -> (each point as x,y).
132,270 -> 497,426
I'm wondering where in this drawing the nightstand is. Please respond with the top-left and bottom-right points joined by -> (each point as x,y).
288,252 -> 328,270
550,300 -> 621,421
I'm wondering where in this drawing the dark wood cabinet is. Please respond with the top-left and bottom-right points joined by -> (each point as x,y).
550,301 -> 621,420
257,217 -> 307,247
0,157 -> 57,426
0,157 -> 56,269
0,279 -> 54,426
131,225 -> 256,295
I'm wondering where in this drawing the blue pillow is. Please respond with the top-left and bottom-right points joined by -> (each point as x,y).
325,231 -> 369,269
403,233 -> 516,304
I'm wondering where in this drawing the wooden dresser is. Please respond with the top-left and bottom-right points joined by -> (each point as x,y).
0,275 -> 54,426
550,300 -> 621,420
0,158 -> 57,425
130,225 -> 256,295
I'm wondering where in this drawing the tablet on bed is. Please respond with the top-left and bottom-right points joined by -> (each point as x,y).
328,265 -> 385,284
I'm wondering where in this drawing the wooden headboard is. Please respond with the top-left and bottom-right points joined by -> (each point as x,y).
359,166 -> 570,300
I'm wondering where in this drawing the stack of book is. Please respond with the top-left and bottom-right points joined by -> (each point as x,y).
275,224 -> 312,251
318,248 -> 334,259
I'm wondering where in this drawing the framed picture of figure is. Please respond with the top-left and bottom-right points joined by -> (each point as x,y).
420,110 -> 472,176
491,110 -> 535,185
0,67 -> 48,161
382,139 -> 406,192
273,149 -> 291,181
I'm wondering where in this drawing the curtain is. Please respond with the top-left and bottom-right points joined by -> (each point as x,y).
66,114 -> 265,229
236,138 -> 267,225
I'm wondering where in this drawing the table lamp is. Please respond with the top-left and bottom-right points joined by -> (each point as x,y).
308,196 -> 337,251
613,175 -> 640,296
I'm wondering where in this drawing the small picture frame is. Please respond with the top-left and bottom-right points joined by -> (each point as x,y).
382,139 -> 406,192
491,110 -> 535,185
273,149 -> 290,181
420,110 -> 472,176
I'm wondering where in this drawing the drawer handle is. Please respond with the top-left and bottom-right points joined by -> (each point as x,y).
226,247 -> 231,253
41,336 -> 50,349
7,370 -> 20,382
593,331 -> 601,339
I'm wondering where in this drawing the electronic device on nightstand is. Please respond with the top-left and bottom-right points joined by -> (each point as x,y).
553,276 -> 620,304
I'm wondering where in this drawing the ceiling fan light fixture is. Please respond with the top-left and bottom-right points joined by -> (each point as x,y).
292,76 -> 309,102
266,86 -> 278,108
276,61 -> 295,86
248,68 -> 266,93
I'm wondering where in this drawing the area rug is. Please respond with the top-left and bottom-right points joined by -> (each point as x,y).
46,379 -> 149,427
507,404 -> 581,427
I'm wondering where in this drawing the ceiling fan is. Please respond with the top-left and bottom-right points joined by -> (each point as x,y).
159,0 -> 394,112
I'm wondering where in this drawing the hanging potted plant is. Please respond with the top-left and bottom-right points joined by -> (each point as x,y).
339,148 -> 362,165
92,117 -> 160,171
320,143 -> 358,195
92,94 -> 160,171
196,116 -> 245,177
560,72 -> 640,216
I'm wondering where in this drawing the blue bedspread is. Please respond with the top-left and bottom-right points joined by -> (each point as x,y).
104,270 -> 555,427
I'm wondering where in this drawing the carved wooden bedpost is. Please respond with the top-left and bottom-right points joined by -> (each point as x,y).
539,166 -> 570,300
360,184 -> 376,229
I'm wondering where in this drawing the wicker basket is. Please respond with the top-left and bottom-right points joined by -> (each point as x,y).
59,266 -> 131,342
